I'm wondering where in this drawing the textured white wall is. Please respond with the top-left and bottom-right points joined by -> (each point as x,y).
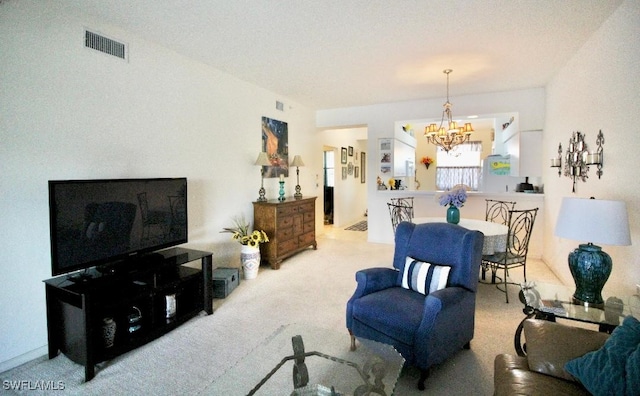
0,2 -> 318,368
542,0 -> 640,296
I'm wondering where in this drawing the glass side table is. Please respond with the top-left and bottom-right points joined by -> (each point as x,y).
514,281 -> 640,356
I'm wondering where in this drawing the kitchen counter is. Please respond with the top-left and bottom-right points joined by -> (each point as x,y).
377,190 -> 544,197
368,189 -> 544,258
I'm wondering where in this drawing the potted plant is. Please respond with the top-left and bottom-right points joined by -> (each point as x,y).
438,187 -> 467,224
221,215 -> 269,279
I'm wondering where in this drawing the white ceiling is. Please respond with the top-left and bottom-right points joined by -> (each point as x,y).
59,0 -> 622,109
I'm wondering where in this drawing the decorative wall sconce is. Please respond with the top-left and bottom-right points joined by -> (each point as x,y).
550,143 -> 562,177
551,130 -> 604,192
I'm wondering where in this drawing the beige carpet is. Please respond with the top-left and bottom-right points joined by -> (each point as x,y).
0,234 -> 563,395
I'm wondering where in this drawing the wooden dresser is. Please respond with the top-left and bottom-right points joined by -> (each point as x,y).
253,196 -> 317,269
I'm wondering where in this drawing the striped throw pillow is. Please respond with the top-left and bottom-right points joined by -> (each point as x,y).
401,257 -> 451,295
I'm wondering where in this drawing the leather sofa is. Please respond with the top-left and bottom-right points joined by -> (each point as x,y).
494,319 -> 610,395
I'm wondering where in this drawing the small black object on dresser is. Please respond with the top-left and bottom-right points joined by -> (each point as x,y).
212,267 -> 240,298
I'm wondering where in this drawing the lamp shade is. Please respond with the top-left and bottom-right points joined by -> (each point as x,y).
254,152 -> 271,166
290,155 -> 305,167
554,197 -> 631,246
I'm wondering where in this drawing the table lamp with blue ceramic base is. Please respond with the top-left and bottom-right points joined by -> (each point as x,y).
555,197 -> 631,307
567,243 -> 612,306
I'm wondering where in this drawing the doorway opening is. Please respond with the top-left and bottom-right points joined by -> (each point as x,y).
323,149 -> 335,225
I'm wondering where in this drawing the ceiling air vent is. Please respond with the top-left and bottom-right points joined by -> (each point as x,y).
85,30 -> 127,60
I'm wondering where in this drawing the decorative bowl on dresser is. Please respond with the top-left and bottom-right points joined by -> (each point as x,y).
253,196 -> 317,269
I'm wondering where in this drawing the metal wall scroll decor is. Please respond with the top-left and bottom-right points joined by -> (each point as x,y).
550,130 -> 604,192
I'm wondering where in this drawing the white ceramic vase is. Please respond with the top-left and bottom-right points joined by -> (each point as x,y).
241,245 -> 260,280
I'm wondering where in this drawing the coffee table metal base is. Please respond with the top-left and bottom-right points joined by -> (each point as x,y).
249,334 -> 390,395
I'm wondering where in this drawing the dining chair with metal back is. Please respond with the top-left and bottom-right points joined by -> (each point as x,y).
390,197 -> 414,216
481,199 -> 516,281
485,199 -> 517,225
387,198 -> 414,234
481,207 -> 538,303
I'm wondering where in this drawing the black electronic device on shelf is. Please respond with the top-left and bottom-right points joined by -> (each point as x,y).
48,178 -> 187,277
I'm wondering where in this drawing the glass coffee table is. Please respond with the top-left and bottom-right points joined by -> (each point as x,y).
515,281 -> 640,356
204,324 -> 405,395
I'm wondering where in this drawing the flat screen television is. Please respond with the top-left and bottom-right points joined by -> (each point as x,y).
48,178 -> 187,277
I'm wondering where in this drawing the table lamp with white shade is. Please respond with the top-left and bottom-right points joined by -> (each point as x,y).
290,155 -> 305,199
254,152 -> 271,202
554,197 -> 631,306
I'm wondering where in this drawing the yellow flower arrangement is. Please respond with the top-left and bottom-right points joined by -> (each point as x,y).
221,215 -> 269,247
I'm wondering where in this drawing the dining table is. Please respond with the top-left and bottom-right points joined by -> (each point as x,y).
412,217 -> 508,255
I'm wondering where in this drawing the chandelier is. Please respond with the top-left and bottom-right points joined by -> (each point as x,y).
424,69 -> 474,152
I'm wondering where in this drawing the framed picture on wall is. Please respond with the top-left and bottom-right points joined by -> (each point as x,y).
361,152 -> 366,183
354,166 -> 359,178
342,166 -> 347,179
261,116 -> 289,178
341,147 -> 347,164
348,146 -> 354,156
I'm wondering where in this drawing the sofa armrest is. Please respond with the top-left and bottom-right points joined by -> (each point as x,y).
415,287 -> 476,367
494,353 -> 591,396
421,286 -> 470,319
351,267 -> 398,298
524,319 -> 609,382
346,268 -> 399,332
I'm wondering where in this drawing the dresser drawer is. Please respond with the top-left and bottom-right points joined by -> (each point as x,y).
279,238 -> 299,253
298,231 -> 315,247
303,221 -> 314,234
276,226 -> 295,241
303,211 -> 314,223
278,216 -> 294,228
298,202 -> 314,213
277,205 -> 299,217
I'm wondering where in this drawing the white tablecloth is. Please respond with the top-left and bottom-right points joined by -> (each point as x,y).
412,217 -> 508,255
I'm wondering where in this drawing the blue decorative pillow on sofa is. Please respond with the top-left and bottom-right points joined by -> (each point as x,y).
565,315 -> 640,396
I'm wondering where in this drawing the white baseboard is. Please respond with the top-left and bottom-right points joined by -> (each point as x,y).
0,346 -> 48,374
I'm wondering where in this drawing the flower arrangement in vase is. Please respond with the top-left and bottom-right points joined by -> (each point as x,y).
221,215 -> 269,247
221,215 -> 269,279
439,187 -> 467,224
421,156 -> 434,169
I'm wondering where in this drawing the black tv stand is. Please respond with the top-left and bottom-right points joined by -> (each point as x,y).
68,270 -> 95,282
43,247 -> 213,382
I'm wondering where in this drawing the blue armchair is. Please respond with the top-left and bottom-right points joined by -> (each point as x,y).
346,221 -> 484,390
